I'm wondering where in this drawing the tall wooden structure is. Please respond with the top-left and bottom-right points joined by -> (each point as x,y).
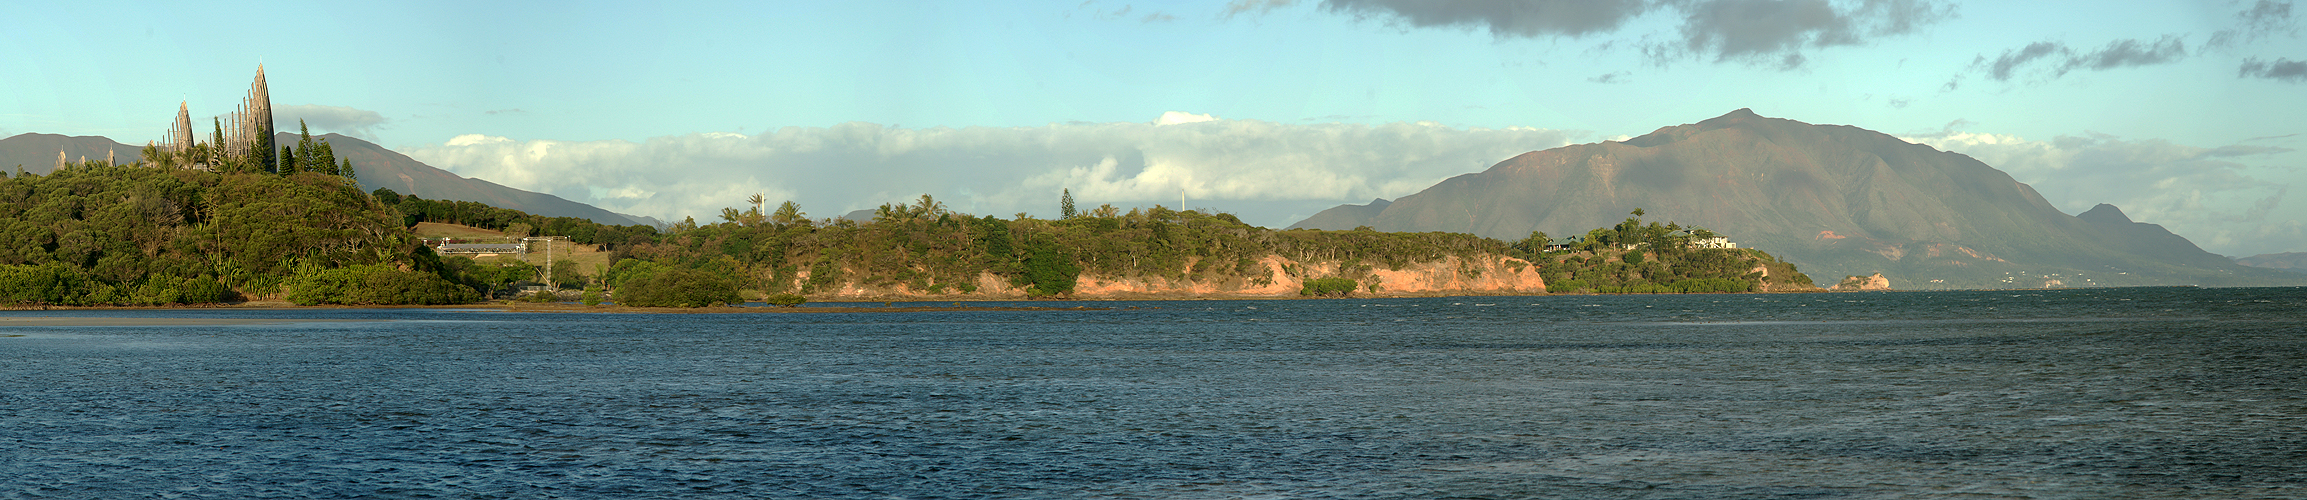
157,65 -> 274,170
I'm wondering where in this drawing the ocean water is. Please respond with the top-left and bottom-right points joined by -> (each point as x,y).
2,287 -> 2303,499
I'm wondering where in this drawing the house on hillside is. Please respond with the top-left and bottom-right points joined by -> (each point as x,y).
1694,237 -> 1737,249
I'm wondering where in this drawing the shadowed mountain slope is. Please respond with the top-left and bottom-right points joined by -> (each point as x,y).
2235,252 -> 2307,274
296,133 -> 658,227
1298,109 -> 2296,288
1287,198 -> 1390,230
1,134 -> 146,174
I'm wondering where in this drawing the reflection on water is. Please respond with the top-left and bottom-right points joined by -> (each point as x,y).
4,287 -> 2304,498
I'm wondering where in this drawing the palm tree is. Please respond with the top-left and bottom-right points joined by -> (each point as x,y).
772,200 -> 806,225
912,194 -> 946,219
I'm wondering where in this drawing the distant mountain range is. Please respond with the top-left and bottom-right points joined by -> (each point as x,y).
0,134 -> 145,174
1290,109 -> 2298,289
2235,252 -> 2307,274
0,132 -> 658,228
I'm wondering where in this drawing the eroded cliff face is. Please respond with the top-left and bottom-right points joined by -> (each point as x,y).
791,254 -> 1548,300
1832,273 -> 1892,291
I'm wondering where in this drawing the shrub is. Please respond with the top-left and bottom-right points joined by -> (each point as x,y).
617,268 -> 741,308
581,284 -> 602,306
1299,277 -> 1358,297
179,277 -> 237,304
763,293 -> 807,307
1019,245 -> 1080,298
285,265 -> 481,305
0,263 -> 92,305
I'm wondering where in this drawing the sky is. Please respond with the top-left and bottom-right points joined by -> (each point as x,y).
4,0 -> 2302,256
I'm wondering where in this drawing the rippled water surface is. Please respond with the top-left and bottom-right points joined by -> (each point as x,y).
4,287 -> 2304,498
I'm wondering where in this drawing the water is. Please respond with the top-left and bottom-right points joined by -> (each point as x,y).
3,288 -> 2303,498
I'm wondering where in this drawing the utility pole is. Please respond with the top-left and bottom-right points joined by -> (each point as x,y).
525,237 -> 556,291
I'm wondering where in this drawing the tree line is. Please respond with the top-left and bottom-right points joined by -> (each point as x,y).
0,165 -> 1816,308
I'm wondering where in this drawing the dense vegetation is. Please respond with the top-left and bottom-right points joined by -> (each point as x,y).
0,162 -> 430,305
374,188 -> 659,251
618,195 -> 1519,299
0,161 -> 1813,308
1520,210 -> 1815,293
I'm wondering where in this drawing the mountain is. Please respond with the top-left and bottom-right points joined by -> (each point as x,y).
295,133 -> 659,227
0,132 -> 656,228
1292,109 -> 2298,288
2235,252 -> 2307,274
0,134 -> 147,174
1286,198 -> 1390,230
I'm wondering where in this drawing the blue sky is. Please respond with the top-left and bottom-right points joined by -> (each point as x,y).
4,0 -> 2303,255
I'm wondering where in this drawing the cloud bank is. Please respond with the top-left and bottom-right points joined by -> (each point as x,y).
400,114 -> 1575,228
2240,57 -> 2307,83
1962,1 -> 2297,87
1905,128 -> 2303,257
1243,0 -> 1950,69
273,104 -> 388,140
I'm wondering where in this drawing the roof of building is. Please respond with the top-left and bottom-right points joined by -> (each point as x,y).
439,243 -> 526,253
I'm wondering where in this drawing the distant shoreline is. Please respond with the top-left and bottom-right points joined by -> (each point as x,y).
0,301 -> 1117,317
3,285 -> 2263,319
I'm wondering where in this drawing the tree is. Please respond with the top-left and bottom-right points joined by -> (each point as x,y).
313,140 -> 338,176
1631,207 -> 1646,217
914,194 -> 946,218
294,120 -> 320,175
771,200 -> 806,225
280,145 -> 300,174
616,268 -> 741,307
1060,189 -> 1077,219
1516,231 -> 1552,254
1300,277 -> 1357,297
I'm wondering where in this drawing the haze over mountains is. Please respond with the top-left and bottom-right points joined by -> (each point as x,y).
0,132 -> 657,227
1291,109 -> 2299,289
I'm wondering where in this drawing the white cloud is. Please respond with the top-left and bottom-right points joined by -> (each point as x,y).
399,114 -> 1575,228
273,104 -> 388,140
1154,111 -> 1218,125
445,134 -> 511,147
1907,130 -> 2304,257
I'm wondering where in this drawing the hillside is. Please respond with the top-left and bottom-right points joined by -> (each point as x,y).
1286,198 -> 1390,230
1293,109 -> 2298,289
613,197 -> 1827,300
282,132 -> 659,227
0,132 -> 655,227
0,134 -> 146,173
2235,252 -> 2307,273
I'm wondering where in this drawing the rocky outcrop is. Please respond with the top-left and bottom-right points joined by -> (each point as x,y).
1833,273 -> 1891,291
797,254 -> 1548,300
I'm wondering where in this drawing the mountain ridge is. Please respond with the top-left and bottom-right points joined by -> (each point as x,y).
1292,110 -> 2295,288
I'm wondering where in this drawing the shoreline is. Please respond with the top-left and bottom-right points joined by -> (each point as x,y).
3,285 -> 2251,317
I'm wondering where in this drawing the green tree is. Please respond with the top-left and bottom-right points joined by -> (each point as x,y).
616,268 -> 740,307
1299,277 -> 1357,297
313,140 -> 338,177
1060,188 -> 1077,219
1018,243 -> 1080,298
771,200 -> 806,225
